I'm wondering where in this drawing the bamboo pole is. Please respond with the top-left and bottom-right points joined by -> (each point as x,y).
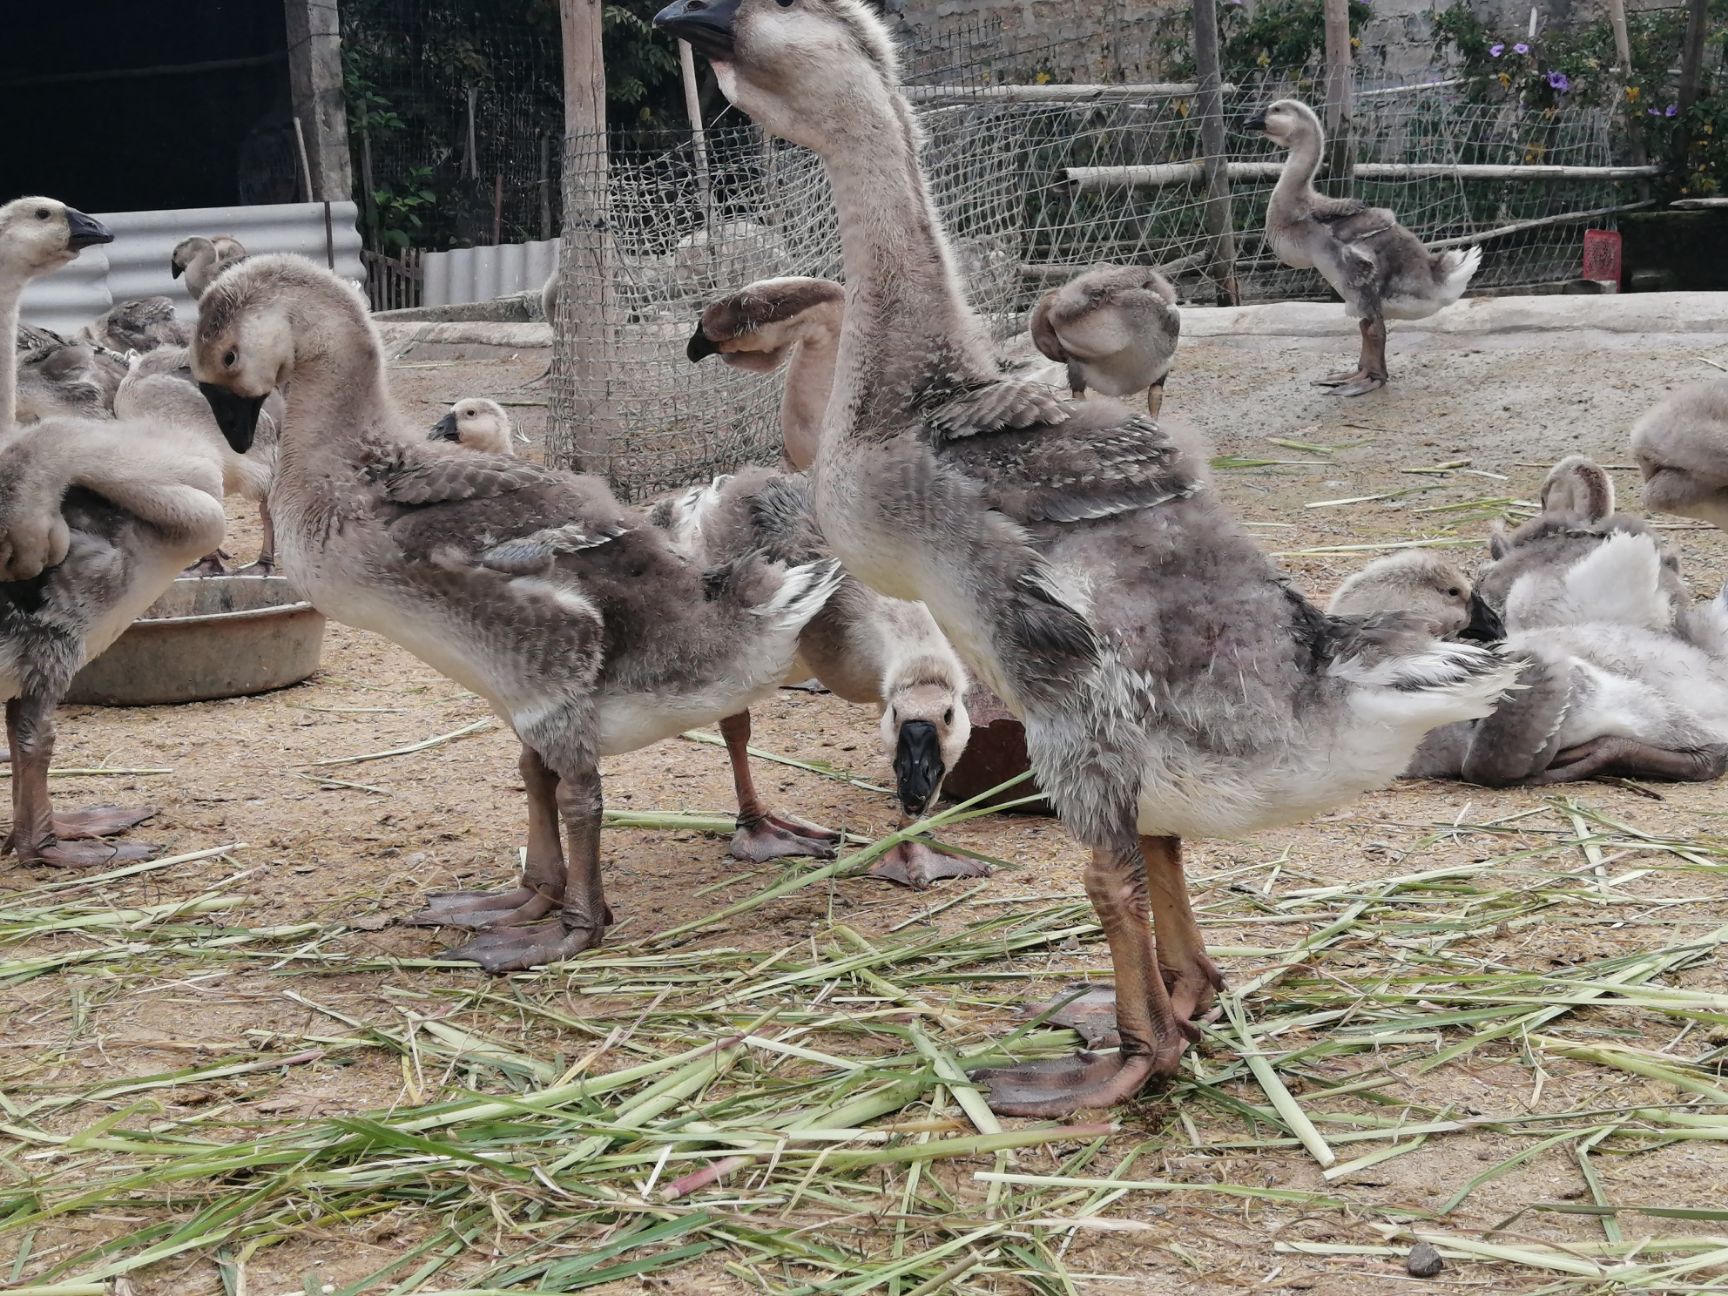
905,81 -> 1237,103
1190,0 -> 1240,305
1322,0 -> 1354,195
548,0 -> 617,476
678,40 -> 713,221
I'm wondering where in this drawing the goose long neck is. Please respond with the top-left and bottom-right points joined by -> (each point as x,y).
277,296 -> 388,469
779,317 -> 839,471
0,272 -> 22,438
820,90 -> 997,440
1276,123 -> 1325,208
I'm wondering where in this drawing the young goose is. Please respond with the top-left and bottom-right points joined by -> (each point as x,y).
113,351 -> 281,573
431,398 -> 517,456
1029,264 -> 1180,418
80,295 -> 188,354
1341,534 -> 1728,785
170,235 -> 248,301
1630,378 -> 1728,531
686,277 -> 846,471
15,335 -> 124,424
652,467 -> 985,886
191,254 -> 842,971
658,0 -> 1519,1114
0,196 -> 229,864
1244,99 -> 1481,396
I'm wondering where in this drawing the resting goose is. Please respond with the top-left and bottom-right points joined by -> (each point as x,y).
113,351 -> 281,573
652,467 -> 985,886
1245,99 -> 1481,396
80,295 -> 188,354
191,254 -> 842,971
658,0 -> 1519,1114
170,235 -> 248,301
1340,525 -> 1728,786
0,196 -> 228,865
431,398 -> 517,456
686,277 -> 845,471
1630,378 -> 1728,531
1029,264 -> 1180,418
15,334 -> 124,424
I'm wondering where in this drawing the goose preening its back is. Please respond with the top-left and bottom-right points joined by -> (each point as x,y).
14,332 -> 124,424
1029,264 -> 1180,418
80,295 -> 188,354
191,254 -> 843,971
1631,377 -> 1728,531
651,467 -> 986,887
686,277 -> 845,471
1245,99 -> 1481,396
431,398 -> 517,456
0,196 -> 229,865
657,0 -> 1519,1114
170,235 -> 247,301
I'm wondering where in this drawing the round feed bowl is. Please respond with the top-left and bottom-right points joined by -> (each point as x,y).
65,575 -> 326,706
941,685 -> 1053,815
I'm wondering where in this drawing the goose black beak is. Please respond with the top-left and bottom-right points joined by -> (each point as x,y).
686,321 -> 719,363
430,411 -> 460,441
653,0 -> 739,59
1460,590 -> 1506,644
170,260 -> 185,279
1241,110 -> 1269,133
64,207 -> 113,252
199,383 -> 265,453
893,719 -> 945,817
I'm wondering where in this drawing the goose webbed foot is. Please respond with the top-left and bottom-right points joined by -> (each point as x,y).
1536,737 -> 1728,784
441,910 -> 608,973
867,839 -> 991,890
973,1045 -> 1181,1118
15,837 -> 157,868
232,554 -> 275,577
1027,962 -> 1227,1050
729,811 -> 842,863
402,884 -> 566,930
182,550 -> 230,577
51,803 -> 158,839
1313,369 -> 1385,396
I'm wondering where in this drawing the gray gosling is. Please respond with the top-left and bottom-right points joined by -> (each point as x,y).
431,398 -> 517,456
1030,264 -> 1180,418
1631,377 -> 1728,531
170,234 -> 248,301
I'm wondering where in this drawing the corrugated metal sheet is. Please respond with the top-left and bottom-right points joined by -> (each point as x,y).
19,202 -> 365,335
422,238 -> 560,309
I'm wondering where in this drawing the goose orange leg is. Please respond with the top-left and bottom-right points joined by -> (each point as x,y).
722,711 -> 841,862
973,836 -> 1193,1115
4,695 -> 156,867
1314,318 -> 1387,396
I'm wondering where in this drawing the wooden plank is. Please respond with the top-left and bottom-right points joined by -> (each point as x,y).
1064,162 -> 1664,190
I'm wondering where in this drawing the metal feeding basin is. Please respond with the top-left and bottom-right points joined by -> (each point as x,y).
66,575 -> 326,706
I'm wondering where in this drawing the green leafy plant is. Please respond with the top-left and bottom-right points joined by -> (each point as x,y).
371,165 -> 438,252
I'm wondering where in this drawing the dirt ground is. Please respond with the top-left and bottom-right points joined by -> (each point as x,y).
4,322 -> 1728,1295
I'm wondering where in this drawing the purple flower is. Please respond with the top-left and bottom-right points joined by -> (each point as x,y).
1489,42 -> 1505,56
1666,103 -> 1678,117
1546,70 -> 1570,91
1513,41 -> 1530,54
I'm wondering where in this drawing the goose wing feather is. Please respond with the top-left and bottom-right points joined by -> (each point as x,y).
364,443 -> 558,506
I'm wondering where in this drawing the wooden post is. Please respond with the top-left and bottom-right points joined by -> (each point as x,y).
538,134 -> 552,241
679,40 -> 713,220
1190,0 -> 1239,305
547,0 -> 617,476
492,173 -> 504,245
1606,0 -> 1647,168
1323,0 -> 1353,194
1677,0 -> 1708,114
283,0 -> 353,203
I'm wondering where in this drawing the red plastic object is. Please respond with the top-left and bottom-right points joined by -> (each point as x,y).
1582,229 -> 1622,292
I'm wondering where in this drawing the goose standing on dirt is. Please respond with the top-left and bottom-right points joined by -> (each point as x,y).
658,0 -> 1518,1114
653,467 -> 985,886
0,197 -> 228,864
191,254 -> 842,971
687,277 -> 846,470
1245,99 -> 1481,396
431,398 -> 518,456
1630,378 -> 1728,531
170,235 -> 247,301
1029,265 -> 1180,418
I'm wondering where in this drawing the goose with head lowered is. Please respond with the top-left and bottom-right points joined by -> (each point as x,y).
191,254 -> 842,971
657,0 -> 1519,1114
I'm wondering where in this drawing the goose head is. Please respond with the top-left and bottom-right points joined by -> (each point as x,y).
653,0 -> 904,152
193,255 -> 366,451
882,676 -> 971,817
1242,98 -> 1322,149
686,276 -> 845,373
432,398 -> 515,455
1328,549 -> 1503,642
1630,379 -> 1728,530
0,197 -> 112,283
169,235 -> 216,280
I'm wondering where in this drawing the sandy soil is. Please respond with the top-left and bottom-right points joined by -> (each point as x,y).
4,324 -> 1728,1295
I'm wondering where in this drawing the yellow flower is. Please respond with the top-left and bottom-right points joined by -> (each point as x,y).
1625,85 -> 1641,101
1035,70 -> 1052,84
1498,72 -> 1511,89
1350,36 -> 1361,48
1177,98 -> 1191,118
1257,51 -> 1271,67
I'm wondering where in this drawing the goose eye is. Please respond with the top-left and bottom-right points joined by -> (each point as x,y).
776,0 -> 795,6
943,708 -> 953,726
222,349 -> 238,369
1446,587 -> 1463,598
35,208 -> 50,220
